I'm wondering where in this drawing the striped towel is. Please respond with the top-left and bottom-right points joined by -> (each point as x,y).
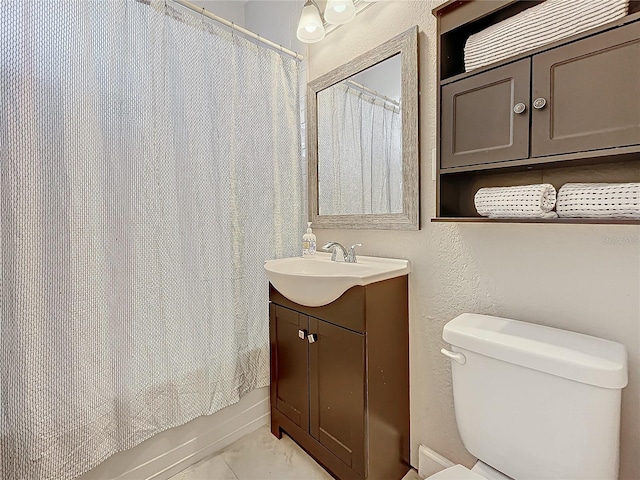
475,184 -> 558,218
464,0 -> 629,72
557,183 -> 640,218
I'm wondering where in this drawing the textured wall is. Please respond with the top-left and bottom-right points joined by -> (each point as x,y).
307,1 -> 640,478
189,0 -> 246,26
244,0 -> 306,53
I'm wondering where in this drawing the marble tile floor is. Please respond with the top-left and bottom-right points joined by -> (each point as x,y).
170,425 -> 421,480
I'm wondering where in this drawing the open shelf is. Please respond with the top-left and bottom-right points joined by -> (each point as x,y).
440,158 -> 640,219
434,0 -> 640,82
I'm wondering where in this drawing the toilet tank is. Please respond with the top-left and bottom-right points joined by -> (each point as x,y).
443,314 -> 628,480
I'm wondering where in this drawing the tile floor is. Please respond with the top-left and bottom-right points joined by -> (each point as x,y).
170,425 -> 421,480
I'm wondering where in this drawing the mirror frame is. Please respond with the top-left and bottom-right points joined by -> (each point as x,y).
307,26 -> 419,230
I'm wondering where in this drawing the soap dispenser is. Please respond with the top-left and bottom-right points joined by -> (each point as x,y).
302,222 -> 317,257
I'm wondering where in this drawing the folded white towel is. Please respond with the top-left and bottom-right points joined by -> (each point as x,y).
475,184 -> 557,218
464,0 -> 629,72
557,183 -> 640,218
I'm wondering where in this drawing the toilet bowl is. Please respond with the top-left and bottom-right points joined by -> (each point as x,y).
431,313 -> 627,480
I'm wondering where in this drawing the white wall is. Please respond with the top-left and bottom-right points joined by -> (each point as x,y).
244,0 -> 306,53
189,0 -> 246,26
307,2 -> 640,479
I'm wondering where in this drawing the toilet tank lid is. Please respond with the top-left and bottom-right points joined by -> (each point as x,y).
443,313 -> 628,389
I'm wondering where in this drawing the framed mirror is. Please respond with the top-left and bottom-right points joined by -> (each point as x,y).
307,26 -> 419,230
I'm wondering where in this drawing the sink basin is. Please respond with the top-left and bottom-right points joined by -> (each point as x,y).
264,252 -> 410,307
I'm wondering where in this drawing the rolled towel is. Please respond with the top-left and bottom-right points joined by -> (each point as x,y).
557,183 -> 640,219
474,184 -> 558,218
464,0 -> 629,72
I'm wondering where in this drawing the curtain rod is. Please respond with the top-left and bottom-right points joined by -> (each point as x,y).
345,79 -> 401,108
169,0 -> 304,61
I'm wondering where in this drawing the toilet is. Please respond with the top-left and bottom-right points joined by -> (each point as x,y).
431,313 -> 628,480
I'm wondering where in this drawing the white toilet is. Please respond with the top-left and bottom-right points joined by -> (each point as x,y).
431,313 -> 628,480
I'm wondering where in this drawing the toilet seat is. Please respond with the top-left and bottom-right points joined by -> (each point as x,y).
426,464 -> 486,480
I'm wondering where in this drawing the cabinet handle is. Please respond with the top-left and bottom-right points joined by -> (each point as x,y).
298,329 -> 307,340
308,333 -> 318,344
533,97 -> 547,110
513,102 -> 526,114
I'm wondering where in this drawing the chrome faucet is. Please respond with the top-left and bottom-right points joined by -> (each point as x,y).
322,242 -> 362,263
322,242 -> 347,262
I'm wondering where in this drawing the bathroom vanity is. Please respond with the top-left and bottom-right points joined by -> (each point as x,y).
268,276 -> 409,480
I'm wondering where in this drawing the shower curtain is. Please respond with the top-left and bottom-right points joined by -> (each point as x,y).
0,1 -> 303,479
317,83 -> 402,215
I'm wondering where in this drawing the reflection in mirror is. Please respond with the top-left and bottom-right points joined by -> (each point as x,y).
317,54 -> 403,215
307,26 -> 418,230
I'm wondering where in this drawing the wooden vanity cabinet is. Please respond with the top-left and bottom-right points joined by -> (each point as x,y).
269,276 -> 409,480
309,316 -> 366,474
271,306 -> 310,431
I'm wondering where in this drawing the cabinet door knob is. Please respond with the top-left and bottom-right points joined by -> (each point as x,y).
308,333 -> 318,344
513,102 -> 526,114
298,329 -> 307,340
533,97 -> 547,109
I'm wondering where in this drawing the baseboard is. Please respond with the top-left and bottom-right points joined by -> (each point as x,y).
80,387 -> 270,480
145,410 -> 269,480
418,445 -> 455,478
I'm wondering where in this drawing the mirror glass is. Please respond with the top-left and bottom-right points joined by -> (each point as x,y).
317,54 -> 402,215
307,27 -> 418,230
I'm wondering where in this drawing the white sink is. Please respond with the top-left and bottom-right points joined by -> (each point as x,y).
264,252 -> 410,307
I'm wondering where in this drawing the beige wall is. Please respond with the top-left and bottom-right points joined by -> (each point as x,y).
307,1 -> 640,478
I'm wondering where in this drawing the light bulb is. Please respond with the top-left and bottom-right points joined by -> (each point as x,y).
324,0 -> 355,25
296,0 -> 325,43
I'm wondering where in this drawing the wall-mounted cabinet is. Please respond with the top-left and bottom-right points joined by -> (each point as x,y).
434,0 -> 640,223
441,58 -> 531,169
531,23 -> 640,157
269,277 -> 409,480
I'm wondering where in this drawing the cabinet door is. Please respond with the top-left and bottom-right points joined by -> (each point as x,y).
309,318 -> 366,476
441,59 -> 531,169
532,21 -> 640,157
271,305 -> 309,431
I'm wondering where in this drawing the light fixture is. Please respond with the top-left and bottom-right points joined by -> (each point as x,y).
296,0 -> 325,44
324,0 -> 356,25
